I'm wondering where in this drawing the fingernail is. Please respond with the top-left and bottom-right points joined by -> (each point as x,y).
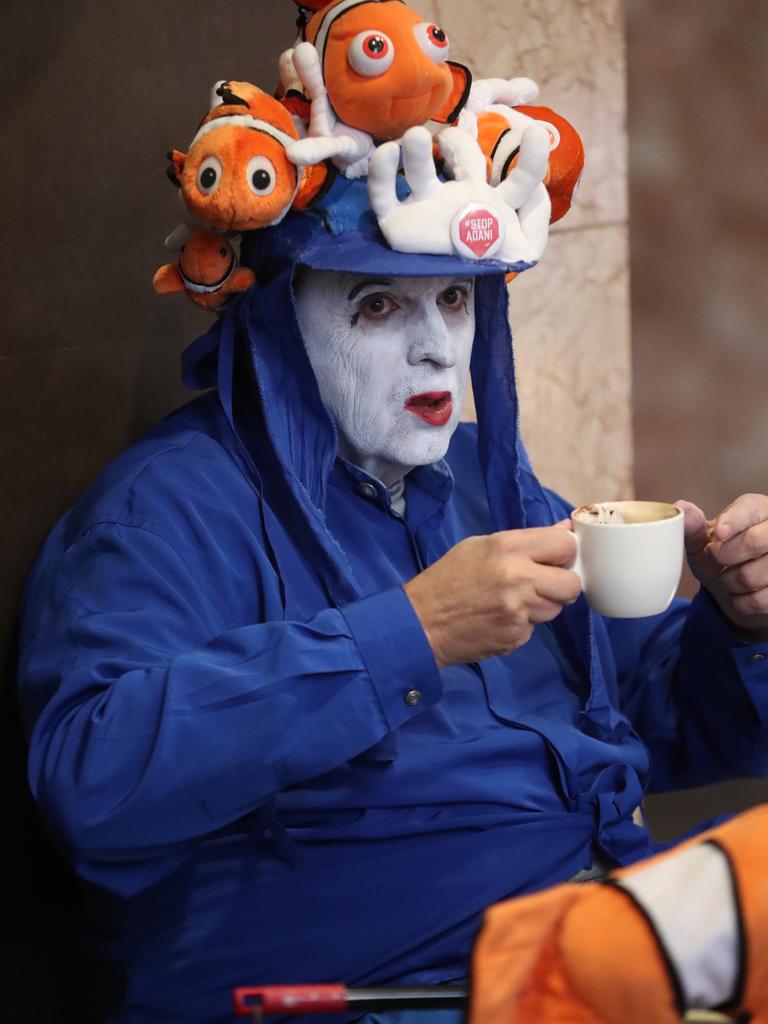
717,522 -> 732,540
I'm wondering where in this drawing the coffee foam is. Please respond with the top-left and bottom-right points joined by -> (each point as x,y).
573,500 -> 679,526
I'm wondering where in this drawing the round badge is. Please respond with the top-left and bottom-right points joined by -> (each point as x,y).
450,204 -> 504,260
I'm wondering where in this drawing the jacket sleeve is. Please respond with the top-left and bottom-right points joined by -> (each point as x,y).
605,589 -> 768,792
18,521 -> 441,894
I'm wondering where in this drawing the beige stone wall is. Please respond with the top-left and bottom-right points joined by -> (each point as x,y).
444,0 -> 632,506
626,0 -> 768,835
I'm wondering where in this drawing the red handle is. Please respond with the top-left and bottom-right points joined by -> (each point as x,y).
233,984 -> 349,1017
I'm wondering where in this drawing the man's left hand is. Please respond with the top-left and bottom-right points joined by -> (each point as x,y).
676,494 -> 768,642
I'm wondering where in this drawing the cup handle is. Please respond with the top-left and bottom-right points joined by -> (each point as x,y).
567,530 -> 584,587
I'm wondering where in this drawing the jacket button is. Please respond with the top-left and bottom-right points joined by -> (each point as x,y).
356,481 -> 377,500
404,689 -> 422,706
749,653 -> 766,664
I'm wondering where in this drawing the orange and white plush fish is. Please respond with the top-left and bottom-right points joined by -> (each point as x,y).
300,0 -> 471,141
152,229 -> 256,312
286,0 -> 539,178
476,104 -> 585,224
167,81 -> 331,232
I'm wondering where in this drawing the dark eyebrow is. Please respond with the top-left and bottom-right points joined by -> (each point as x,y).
347,279 -> 392,301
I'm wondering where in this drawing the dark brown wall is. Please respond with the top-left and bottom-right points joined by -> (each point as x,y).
1,0 -> 297,668
626,0 -> 768,836
1,4 -> 296,1017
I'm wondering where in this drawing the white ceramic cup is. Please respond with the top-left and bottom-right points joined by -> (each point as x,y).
569,500 -> 685,618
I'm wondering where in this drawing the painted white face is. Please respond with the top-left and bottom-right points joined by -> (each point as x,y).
294,270 -> 476,486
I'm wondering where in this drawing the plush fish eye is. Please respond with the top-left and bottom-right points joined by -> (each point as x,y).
348,30 -> 395,77
412,22 -> 450,63
196,156 -> 222,195
246,156 -> 276,196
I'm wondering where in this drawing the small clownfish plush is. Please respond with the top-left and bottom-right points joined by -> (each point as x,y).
152,229 -> 256,312
476,105 -> 585,224
167,81 -> 331,232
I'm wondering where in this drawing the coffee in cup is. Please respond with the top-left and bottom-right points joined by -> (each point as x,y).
569,500 -> 684,617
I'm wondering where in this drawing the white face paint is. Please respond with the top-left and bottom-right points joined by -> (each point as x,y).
294,270 -> 476,487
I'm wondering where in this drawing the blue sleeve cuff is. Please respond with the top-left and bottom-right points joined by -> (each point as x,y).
339,587 -> 442,731
692,589 -> 768,723
729,628 -> 768,724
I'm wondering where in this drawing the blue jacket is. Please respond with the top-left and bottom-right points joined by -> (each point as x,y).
17,270 -> 768,1023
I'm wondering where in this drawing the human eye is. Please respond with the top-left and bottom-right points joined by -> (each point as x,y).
360,292 -> 399,320
437,282 -> 472,312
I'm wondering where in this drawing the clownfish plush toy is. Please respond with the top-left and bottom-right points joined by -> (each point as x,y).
286,0 -> 539,178
152,229 -> 256,312
470,805 -> 768,1024
298,0 -> 472,140
476,104 -> 585,224
167,80 -> 331,232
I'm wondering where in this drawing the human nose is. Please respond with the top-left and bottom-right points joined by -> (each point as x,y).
406,305 -> 456,368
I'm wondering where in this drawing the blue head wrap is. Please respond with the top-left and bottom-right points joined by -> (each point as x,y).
179,155 -> 626,748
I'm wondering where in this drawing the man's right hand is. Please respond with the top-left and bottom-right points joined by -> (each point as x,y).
403,522 -> 581,668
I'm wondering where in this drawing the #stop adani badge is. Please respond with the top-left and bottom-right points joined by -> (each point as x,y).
450,204 -> 505,260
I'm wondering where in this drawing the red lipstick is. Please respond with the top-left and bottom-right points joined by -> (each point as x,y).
404,391 -> 453,427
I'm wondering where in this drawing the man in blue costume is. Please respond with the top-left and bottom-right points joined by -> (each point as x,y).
17,137 -> 768,1023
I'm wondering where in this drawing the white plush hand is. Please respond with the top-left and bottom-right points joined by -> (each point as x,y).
284,42 -> 375,179
458,76 -> 540,135
278,46 -> 304,97
368,124 -> 551,265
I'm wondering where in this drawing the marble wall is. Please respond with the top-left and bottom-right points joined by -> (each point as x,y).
452,0 -> 768,833
452,0 -> 633,506
627,0 -> 768,580
626,0 -> 768,835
